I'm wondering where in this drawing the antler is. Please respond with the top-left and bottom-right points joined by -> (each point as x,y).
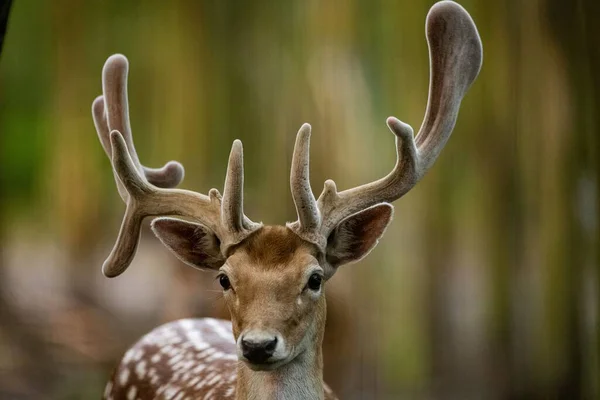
288,1 -> 483,249
92,55 -> 261,277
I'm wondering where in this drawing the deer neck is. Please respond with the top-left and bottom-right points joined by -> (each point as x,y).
235,300 -> 326,400
235,344 -> 324,400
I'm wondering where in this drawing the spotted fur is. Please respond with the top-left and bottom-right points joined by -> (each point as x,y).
103,318 -> 337,400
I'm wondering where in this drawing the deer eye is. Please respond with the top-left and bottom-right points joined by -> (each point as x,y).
218,274 -> 231,290
306,273 -> 322,291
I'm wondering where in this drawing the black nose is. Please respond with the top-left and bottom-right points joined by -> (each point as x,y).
241,336 -> 277,364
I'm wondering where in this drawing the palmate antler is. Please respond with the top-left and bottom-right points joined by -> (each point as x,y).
92,55 -> 261,277
288,1 -> 483,249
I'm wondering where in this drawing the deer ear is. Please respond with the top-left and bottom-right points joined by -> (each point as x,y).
151,217 -> 225,271
325,203 -> 393,268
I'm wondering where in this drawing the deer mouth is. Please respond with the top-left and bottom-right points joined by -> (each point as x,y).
241,356 -> 292,371
239,346 -> 295,371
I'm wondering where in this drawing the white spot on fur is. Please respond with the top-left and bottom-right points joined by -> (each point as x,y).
173,392 -> 184,400
135,349 -> 145,361
119,368 -> 130,386
103,381 -> 113,398
126,385 -> 137,400
163,384 -> 179,399
169,353 -> 184,365
123,348 -> 135,364
203,387 -> 216,399
207,373 -> 221,386
205,318 -> 233,340
135,360 -> 147,379
192,364 -> 206,374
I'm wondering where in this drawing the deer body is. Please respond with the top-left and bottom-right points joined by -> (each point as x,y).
92,2 -> 482,399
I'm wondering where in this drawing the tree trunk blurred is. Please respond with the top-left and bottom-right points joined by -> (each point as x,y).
544,0 -> 599,398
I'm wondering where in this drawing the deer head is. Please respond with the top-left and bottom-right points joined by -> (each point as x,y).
94,0 -> 482,379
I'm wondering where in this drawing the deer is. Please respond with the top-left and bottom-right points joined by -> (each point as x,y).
94,1 -> 482,399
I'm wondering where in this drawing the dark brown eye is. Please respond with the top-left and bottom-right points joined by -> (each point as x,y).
219,274 -> 231,290
307,273 -> 322,291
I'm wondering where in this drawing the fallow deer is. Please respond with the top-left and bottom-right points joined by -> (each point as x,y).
94,2 -> 482,399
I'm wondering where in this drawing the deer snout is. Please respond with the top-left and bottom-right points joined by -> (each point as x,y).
239,331 -> 283,365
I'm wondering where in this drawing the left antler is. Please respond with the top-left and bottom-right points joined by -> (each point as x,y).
92,55 -> 261,277
288,1 -> 483,249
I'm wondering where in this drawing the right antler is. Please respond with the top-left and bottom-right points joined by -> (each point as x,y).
92,55 -> 261,278
288,1 -> 483,249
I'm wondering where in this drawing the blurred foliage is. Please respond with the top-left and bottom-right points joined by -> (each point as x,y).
0,0 -> 598,399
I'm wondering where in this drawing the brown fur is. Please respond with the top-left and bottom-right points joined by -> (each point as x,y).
218,225 -> 331,399
223,226 -> 325,345
232,225 -> 317,266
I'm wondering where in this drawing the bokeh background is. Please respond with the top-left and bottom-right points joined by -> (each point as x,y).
0,0 -> 598,399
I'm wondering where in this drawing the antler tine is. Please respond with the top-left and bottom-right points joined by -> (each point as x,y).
221,140 -> 245,233
95,54 -> 185,190
316,120 -> 418,239
414,1 -> 482,171
288,1 -> 482,248
288,123 -> 321,240
92,95 -> 111,155
102,54 -> 141,170
94,55 -> 261,277
221,140 -> 262,247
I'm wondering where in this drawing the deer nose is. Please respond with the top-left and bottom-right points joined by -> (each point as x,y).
241,335 -> 278,364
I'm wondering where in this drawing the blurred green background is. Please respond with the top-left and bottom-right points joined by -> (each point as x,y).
0,0 -> 598,399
